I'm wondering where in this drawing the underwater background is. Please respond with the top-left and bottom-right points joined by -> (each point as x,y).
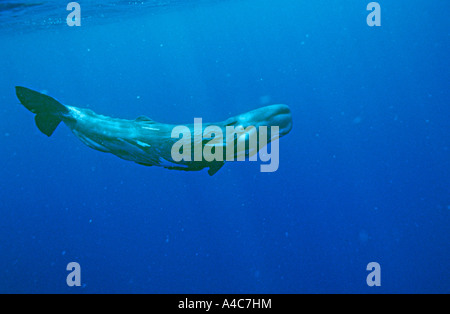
0,0 -> 448,293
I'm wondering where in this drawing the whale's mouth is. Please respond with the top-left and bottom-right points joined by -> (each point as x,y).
233,104 -> 293,138
243,104 -> 293,137
267,104 -> 293,137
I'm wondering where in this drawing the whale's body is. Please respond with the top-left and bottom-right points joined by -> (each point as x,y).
15,86 -> 292,175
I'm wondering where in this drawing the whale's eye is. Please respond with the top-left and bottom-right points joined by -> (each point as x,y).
225,117 -> 238,127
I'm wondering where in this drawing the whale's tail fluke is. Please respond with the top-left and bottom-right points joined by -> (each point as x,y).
15,86 -> 69,137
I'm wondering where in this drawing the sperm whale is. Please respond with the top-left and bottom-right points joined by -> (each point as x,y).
16,86 -> 292,175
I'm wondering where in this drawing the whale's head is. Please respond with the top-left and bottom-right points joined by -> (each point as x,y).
230,104 -> 293,138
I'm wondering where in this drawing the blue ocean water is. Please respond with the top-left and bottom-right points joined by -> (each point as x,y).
0,0 -> 448,294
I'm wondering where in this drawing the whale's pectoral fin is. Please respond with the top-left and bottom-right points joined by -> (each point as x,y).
15,86 -> 69,137
208,161 -> 225,176
136,162 -> 154,167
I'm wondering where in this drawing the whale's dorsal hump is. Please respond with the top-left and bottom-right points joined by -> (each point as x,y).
135,115 -> 156,124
